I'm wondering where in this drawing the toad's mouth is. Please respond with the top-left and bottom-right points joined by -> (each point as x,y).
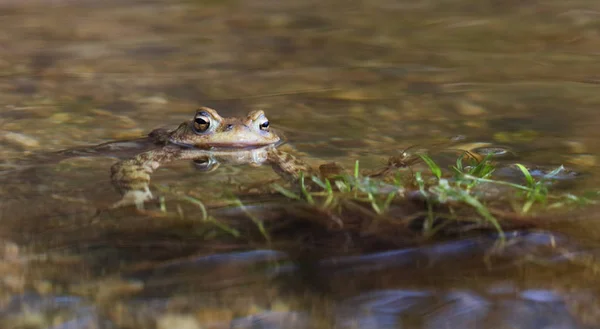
169,140 -> 281,150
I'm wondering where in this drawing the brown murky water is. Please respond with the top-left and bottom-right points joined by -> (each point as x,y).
2,0 -> 600,328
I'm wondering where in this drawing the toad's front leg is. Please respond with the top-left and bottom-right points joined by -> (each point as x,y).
110,159 -> 155,209
266,146 -> 320,183
266,145 -> 347,191
110,148 -> 180,209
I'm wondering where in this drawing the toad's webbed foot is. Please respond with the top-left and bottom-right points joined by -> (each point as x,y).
109,147 -> 180,209
110,188 -> 154,210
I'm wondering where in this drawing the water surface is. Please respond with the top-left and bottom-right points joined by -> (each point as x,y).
2,0 -> 600,328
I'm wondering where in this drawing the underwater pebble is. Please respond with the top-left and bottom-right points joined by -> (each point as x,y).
196,307 -> 234,324
562,140 -> 588,154
1,241 -> 19,261
266,13 -> 293,27
560,9 -> 598,27
111,128 -> 144,140
473,146 -> 512,157
376,107 -> 401,120
115,115 -> 138,129
157,314 -> 202,329
91,108 -> 114,117
456,100 -> 487,116
329,89 -> 373,101
33,280 -> 53,295
568,154 -> 597,167
91,109 -> 138,128
141,96 -> 168,104
48,112 -> 71,124
521,289 -> 562,302
348,105 -> 365,115
463,120 -> 484,128
2,274 -> 24,292
465,91 -> 487,102
0,131 -> 40,149
231,311 -> 308,329
493,130 -> 538,143
68,65 -> 95,78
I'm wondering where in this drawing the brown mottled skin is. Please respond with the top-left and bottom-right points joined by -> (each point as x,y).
165,107 -> 280,148
110,107 -> 319,208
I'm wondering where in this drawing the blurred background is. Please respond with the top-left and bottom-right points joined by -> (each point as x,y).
2,0 -> 600,328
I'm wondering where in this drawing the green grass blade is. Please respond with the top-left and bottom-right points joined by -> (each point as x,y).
383,191 -> 397,211
515,164 -> 535,187
368,191 -> 382,215
455,153 -> 465,172
159,196 -> 167,213
335,179 -> 350,193
179,195 -> 209,220
300,172 -> 315,205
272,184 -> 301,200
540,165 -> 565,183
311,176 -> 328,189
461,193 -> 504,242
419,154 -> 442,179
178,194 -> 240,237
233,199 -> 270,242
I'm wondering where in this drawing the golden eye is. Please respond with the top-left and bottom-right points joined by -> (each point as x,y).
193,113 -> 210,133
259,119 -> 270,131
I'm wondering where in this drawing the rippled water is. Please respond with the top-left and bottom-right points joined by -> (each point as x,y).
2,0 -> 600,328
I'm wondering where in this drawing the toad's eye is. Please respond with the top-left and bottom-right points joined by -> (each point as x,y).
259,120 -> 270,131
193,113 -> 211,133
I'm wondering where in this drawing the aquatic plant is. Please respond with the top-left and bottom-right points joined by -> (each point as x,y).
271,151 -> 592,243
